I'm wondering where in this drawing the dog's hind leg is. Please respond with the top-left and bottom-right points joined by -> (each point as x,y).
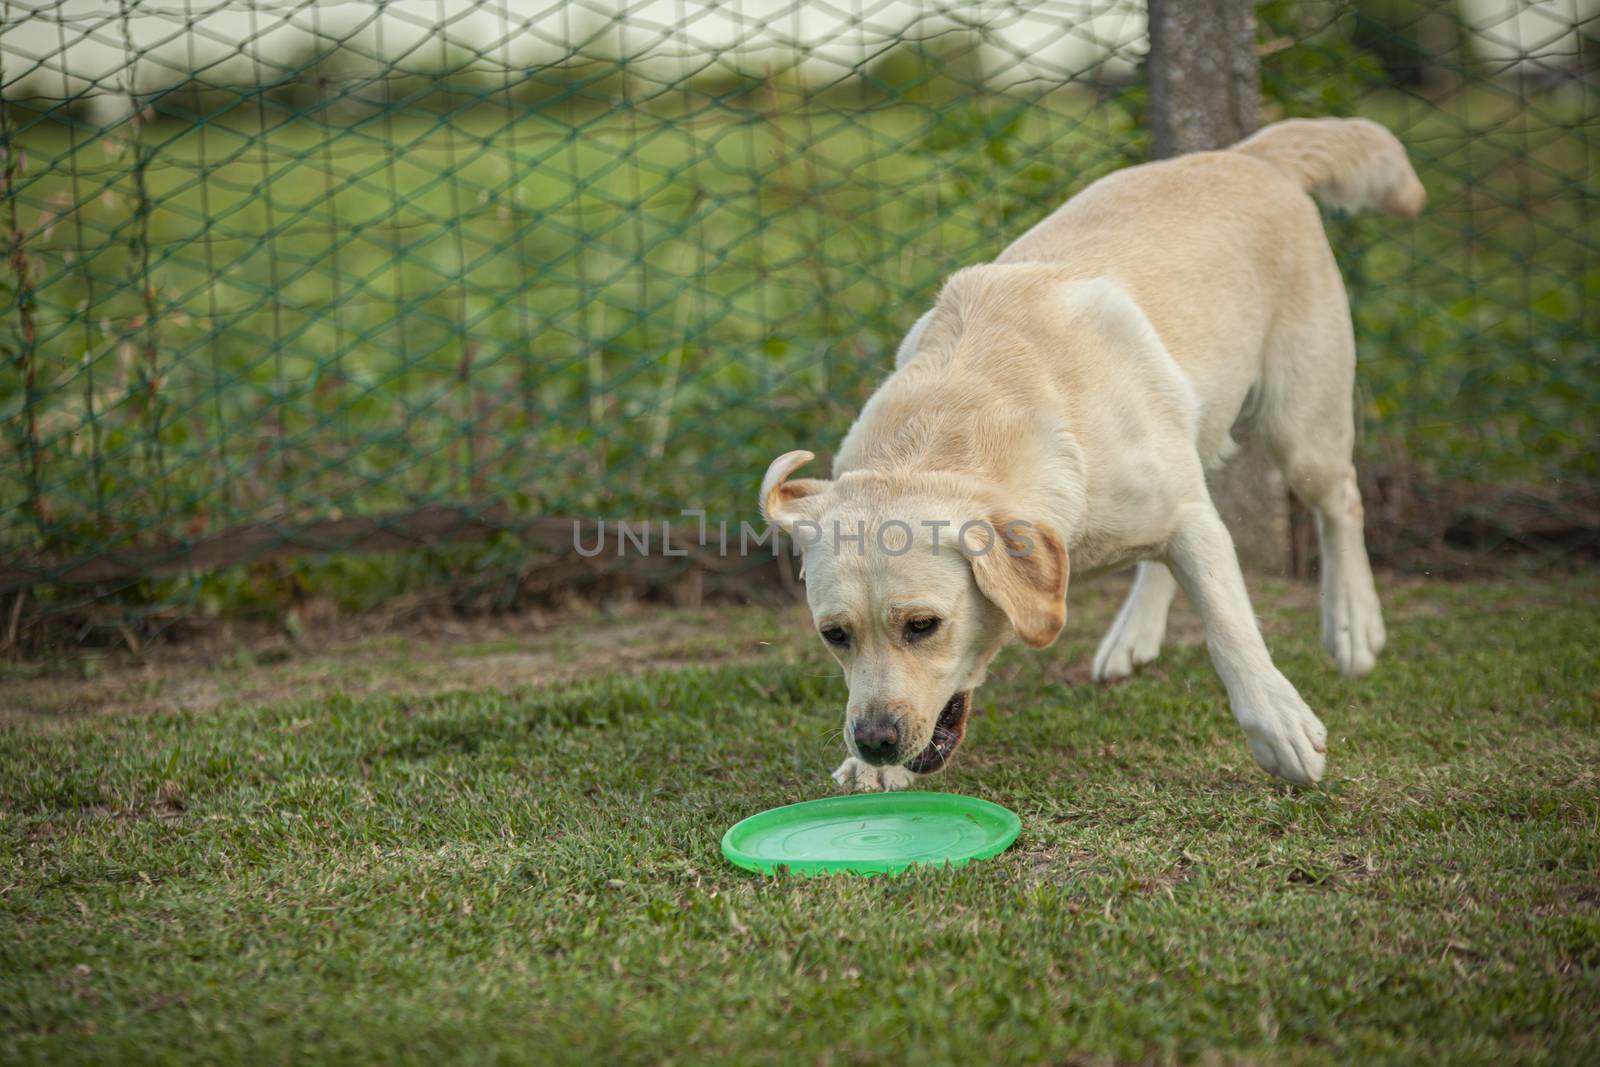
1258,288 -> 1386,678
1281,451 -> 1385,678
1092,561 -> 1179,681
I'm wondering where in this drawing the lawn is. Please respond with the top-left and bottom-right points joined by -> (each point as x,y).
3,574 -> 1597,1064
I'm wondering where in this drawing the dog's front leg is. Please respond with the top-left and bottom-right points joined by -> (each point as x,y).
1166,502 -> 1329,784
831,758 -> 918,793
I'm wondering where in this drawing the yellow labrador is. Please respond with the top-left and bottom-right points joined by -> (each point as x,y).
760,118 -> 1424,791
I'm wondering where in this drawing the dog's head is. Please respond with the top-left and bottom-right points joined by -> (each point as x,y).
761,450 -> 1068,772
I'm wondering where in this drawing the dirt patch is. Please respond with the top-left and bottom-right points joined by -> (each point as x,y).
1360,468 -> 1600,575
4,572 -> 1590,726
0,599 -> 820,723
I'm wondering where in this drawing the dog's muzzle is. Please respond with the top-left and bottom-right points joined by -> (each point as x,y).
904,690 -> 972,774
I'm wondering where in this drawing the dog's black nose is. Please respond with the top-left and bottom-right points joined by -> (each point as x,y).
853,719 -> 900,765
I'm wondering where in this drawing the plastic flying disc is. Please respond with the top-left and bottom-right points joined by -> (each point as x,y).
720,792 -> 1020,876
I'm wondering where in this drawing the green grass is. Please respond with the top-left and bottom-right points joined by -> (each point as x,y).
3,576 -> 1598,1064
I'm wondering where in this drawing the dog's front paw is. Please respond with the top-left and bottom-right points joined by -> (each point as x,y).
831,758 -> 917,793
1235,676 -> 1328,785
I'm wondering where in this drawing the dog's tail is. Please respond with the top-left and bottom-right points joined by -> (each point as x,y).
1231,118 -> 1425,217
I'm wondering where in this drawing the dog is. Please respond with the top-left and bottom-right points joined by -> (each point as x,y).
759,118 -> 1424,791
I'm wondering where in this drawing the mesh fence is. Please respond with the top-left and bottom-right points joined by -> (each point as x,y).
1,0 -> 1596,643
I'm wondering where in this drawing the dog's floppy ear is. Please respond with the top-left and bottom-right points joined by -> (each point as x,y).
963,518 -> 1069,649
760,450 -> 831,531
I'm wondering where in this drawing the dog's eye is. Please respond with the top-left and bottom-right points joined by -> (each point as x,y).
905,617 -> 941,641
820,626 -> 850,648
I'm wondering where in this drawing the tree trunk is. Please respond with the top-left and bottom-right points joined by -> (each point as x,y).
1147,0 -> 1289,573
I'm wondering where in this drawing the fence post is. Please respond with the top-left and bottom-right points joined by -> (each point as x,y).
1147,0 -> 1290,573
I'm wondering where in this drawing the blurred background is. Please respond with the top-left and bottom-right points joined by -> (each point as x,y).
1,0 -> 1595,651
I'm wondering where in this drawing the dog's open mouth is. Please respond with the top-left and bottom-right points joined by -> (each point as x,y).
904,690 -> 972,774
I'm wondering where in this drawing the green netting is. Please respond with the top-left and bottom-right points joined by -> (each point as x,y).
1259,0 -> 1597,485
1,1 -> 1595,638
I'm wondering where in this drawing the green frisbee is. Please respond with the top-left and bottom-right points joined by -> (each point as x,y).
720,792 -> 1020,876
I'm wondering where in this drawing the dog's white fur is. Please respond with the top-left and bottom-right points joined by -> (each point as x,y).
762,118 -> 1424,790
